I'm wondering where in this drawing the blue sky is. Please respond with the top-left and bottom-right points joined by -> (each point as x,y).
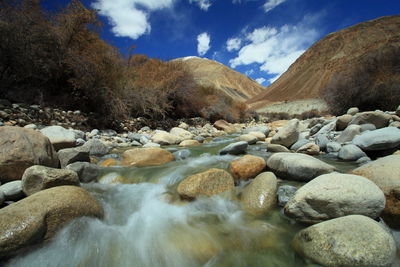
44,0 -> 400,85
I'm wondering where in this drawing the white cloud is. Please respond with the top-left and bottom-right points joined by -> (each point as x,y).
229,16 -> 320,82
226,38 -> 242,51
190,0 -> 212,11
263,0 -> 286,13
197,32 -> 211,56
255,78 -> 266,84
245,69 -> 254,76
92,0 -> 175,39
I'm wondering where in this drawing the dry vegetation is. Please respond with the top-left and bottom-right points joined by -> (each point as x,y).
321,45 -> 400,115
0,0 -> 248,128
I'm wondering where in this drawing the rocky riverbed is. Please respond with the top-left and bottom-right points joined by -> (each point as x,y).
1,103 -> 400,266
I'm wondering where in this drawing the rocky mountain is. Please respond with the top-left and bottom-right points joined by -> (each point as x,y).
173,57 -> 266,102
248,15 -> 400,111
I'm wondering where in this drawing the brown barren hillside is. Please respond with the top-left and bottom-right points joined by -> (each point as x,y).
248,15 -> 400,110
173,57 -> 266,102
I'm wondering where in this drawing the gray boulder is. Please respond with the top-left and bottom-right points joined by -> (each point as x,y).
238,134 -> 258,145
360,123 -> 376,132
0,181 -> 24,201
356,156 -> 371,165
40,126 -> 76,151
326,142 -> 341,153
65,162 -> 100,183
266,153 -> 336,181
349,111 -> 391,129
315,121 -> 336,136
338,144 -> 367,161
353,127 -> 400,151
82,139 -> 110,156
336,114 -> 352,131
284,173 -> 385,224
346,107 -> 359,115
173,149 -> 191,161
293,215 -> 396,267
290,139 -> 310,151
266,143 -> 290,153
314,134 -> 329,150
277,185 -> 297,207
337,124 -> 362,143
219,141 -> 248,155
21,165 -> 79,196
270,119 -> 300,147
57,147 -> 90,169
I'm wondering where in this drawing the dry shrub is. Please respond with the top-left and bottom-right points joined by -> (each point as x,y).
321,45 -> 400,115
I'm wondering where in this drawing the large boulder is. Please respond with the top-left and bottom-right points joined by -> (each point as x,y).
296,143 -> 320,155
151,130 -> 179,145
57,147 -> 90,169
338,144 -> 367,161
346,107 -> 359,115
352,155 -> 400,228
65,162 -> 100,183
241,172 -> 277,215
170,127 -> 194,142
352,127 -> 400,151
40,126 -> 76,151
266,153 -> 336,181
177,168 -> 235,199
213,120 -> 237,133
0,181 -> 24,201
21,165 -> 79,196
349,111 -> 391,129
0,186 -> 103,259
266,143 -> 290,153
270,119 -> 300,147
336,114 -> 353,131
82,139 -> 110,156
219,141 -> 248,155
229,155 -> 266,180
0,127 -> 59,183
284,173 -> 385,224
122,148 -> 175,167
293,215 -> 396,267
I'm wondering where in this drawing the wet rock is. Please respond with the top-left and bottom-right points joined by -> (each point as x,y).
315,121 -> 336,136
277,185 -> 297,207
170,127 -> 194,142
213,120 -> 237,133
293,215 -> 396,267
57,147 -> 90,169
40,126 -> 76,150
194,136 -> 205,143
0,181 -> 24,201
285,173 -> 385,224
238,134 -> 258,145
241,172 -> 277,215
21,165 -> 79,196
266,143 -> 290,153
352,155 -> 400,228
326,142 -> 341,153
142,142 -> 161,148
82,139 -> 110,156
290,139 -> 310,151
314,134 -> 329,150
266,153 -> 336,182
65,162 -> 100,183
337,124 -> 361,143
350,111 -> 391,129
122,148 -> 175,167
247,131 -> 266,141
229,155 -> 266,180
296,143 -> 320,155
0,127 -> 59,183
179,140 -> 200,147
177,168 -> 235,199
219,141 -> 248,155
338,144 -> 367,161
173,149 -> 191,161
355,156 -> 371,165
270,119 -> 300,147
352,127 -> 400,151
336,114 -> 353,131
151,130 -> 179,145
0,186 -> 103,259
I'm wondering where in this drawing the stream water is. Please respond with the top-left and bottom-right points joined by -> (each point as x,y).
6,137 -> 366,267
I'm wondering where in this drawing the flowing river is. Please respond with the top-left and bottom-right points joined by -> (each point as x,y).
5,136 -> 375,267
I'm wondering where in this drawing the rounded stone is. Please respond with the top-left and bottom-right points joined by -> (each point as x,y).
122,148 -> 175,167
229,155 -> 267,180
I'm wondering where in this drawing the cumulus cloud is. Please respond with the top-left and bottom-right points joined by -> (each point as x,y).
92,0 -> 175,39
197,32 -> 211,56
189,0 -> 212,11
255,78 -> 266,84
263,0 -> 286,13
226,38 -> 242,51
229,16 -> 320,82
